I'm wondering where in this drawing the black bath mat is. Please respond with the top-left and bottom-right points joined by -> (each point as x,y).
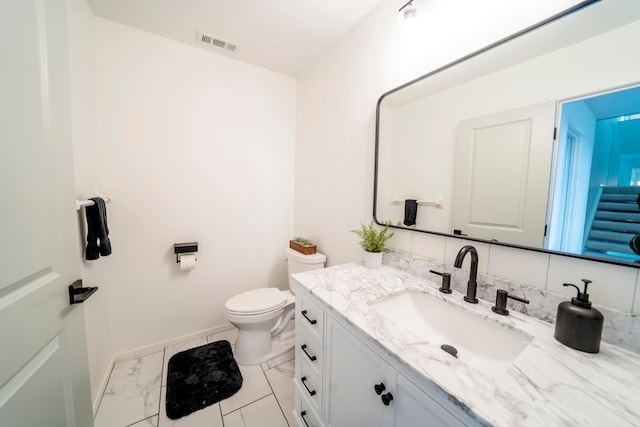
165,340 -> 243,419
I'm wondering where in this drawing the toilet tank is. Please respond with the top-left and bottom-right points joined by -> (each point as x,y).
287,247 -> 326,294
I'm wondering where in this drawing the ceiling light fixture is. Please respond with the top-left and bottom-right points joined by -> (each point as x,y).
398,0 -> 417,20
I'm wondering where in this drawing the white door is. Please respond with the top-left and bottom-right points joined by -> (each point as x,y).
452,102 -> 556,247
0,0 -> 94,426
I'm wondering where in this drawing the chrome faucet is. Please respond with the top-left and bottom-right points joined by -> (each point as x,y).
454,245 -> 479,303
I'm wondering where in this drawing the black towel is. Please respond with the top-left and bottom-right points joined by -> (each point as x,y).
85,197 -> 111,260
404,199 -> 418,226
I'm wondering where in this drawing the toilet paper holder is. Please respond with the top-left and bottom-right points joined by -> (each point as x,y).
174,242 -> 198,263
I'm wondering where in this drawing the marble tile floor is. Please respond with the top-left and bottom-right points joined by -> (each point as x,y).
94,328 -> 295,427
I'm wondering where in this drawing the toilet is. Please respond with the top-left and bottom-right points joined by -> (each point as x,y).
224,247 -> 326,365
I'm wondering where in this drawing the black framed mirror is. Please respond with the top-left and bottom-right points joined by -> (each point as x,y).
374,0 -> 640,267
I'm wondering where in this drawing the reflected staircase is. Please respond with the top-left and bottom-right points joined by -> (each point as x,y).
583,186 -> 640,260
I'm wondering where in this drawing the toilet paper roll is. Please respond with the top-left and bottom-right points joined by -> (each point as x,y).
179,254 -> 197,271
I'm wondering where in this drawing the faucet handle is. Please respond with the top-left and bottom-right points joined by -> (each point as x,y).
492,289 -> 530,315
429,270 -> 452,294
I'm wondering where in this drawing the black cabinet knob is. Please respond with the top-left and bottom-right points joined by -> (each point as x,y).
374,382 -> 386,395
381,392 -> 394,406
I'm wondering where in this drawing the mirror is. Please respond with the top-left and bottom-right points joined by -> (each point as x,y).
375,0 -> 640,266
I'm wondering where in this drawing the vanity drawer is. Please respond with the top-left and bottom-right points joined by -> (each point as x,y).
297,353 -> 323,412
297,293 -> 324,344
294,386 -> 324,427
297,326 -> 323,375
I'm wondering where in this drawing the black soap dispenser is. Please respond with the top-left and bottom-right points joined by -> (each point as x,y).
554,279 -> 604,353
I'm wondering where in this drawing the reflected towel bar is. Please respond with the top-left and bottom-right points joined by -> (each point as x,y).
393,196 -> 444,208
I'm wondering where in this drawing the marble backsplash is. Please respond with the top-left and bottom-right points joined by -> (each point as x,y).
384,249 -> 640,354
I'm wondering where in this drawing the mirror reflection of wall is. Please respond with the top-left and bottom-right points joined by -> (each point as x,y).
375,0 -> 640,266
549,86 -> 640,263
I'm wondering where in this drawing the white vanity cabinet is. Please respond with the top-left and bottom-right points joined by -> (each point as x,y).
294,287 -> 467,427
326,316 -> 465,427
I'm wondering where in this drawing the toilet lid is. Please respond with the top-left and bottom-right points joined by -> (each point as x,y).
225,288 -> 287,315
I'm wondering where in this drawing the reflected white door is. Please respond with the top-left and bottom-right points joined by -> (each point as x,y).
0,0 -> 94,426
452,102 -> 556,247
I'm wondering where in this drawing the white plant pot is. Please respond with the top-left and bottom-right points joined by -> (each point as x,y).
364,251 -> 383,269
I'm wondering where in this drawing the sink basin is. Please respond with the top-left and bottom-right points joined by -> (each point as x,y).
370,290 -> 532,375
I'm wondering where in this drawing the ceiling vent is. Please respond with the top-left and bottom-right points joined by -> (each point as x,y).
196,31 -> 238,53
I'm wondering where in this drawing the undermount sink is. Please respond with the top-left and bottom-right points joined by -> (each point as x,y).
370,290 -> 532,375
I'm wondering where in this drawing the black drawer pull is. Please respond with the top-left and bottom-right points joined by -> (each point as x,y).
301,376 -> 317,396
301,310 -> 317,325
301,344 -> 317,362
300,410 -> 311,427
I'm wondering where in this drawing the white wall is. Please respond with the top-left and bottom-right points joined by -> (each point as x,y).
68,14 -> 296,383
67,5 -> 296,406
66,0 -> 114,406
88,18 -> 296,356
295,0 -> 579,264
295,0 -> 640,315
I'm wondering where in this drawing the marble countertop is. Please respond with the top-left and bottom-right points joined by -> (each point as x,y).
293,263 -> 640,427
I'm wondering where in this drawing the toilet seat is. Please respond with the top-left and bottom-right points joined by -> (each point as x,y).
225,288 -> 288,315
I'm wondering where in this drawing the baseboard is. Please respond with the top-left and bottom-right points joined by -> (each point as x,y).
112,323 -> 236,363
93,355 -> 115,417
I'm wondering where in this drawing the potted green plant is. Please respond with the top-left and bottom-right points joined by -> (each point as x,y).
289,236 -> 317,255
351,221 -> 394,268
